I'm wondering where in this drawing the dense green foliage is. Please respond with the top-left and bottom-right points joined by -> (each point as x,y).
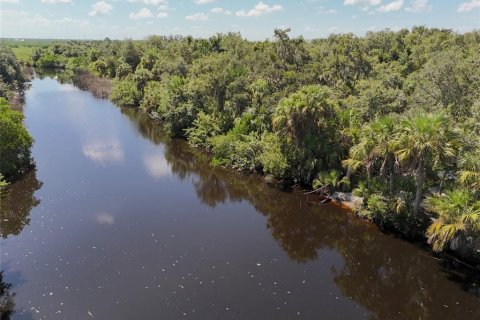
9,27 -> 480,257
0,98 -> 33,181
0,46 -> 25,99
0,46 -> 33,183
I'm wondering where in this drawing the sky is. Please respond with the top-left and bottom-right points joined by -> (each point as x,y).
0,0 -> 479,40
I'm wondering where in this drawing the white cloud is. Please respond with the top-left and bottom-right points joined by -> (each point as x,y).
0,0 -> 20,3
89,1 -> 113,16
211,7 -> 232,15
405,0 -> 431,12
343,0 -> 381,5
236,1 -> 283,17
185,12 -> 208,21
41,0 -> 72,4
458,0 -> 480,12
57,17 -> 90,27
377,0 -> 404,12
317,6 -> 337,14
1,9 -> 89,27
194,0 -> 216,4
129,7 -> 154,19
156,2 -> 169,18
127,0 -> 168,5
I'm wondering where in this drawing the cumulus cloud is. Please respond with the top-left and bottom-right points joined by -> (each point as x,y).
127,0 -> 169,17
194,0 -> 216,4
127,0 -> 167,5
89,1 -> 113,16
236,1 -> 283,17
405,0 -> 431,12
185,12 -> 208,21
458,0 -> 480,12
41,0 -> 72,3
377,0 -> 404,12
211,7 -> 232,15
343,0 -> 381,5
129,7 -> 154,19
2,10 -> 90,28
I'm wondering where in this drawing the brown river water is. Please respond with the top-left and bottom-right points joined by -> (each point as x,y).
0,77 -> 479,319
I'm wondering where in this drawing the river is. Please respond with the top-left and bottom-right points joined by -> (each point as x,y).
0,76 -> 479,319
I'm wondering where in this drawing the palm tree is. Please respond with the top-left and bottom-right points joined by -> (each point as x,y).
394,113 -> 460,216
458,147 -> 480,190
343,115 -> 398,192
272,85 -> 336,141
426,188 -> 480,252
370,115 -> 398,193
272,85 -> 340,182
312,170 -> 350,193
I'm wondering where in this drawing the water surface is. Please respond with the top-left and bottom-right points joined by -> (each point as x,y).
1,77 -> 479,319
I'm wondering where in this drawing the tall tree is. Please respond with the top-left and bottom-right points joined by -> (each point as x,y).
395,113 -> 460,216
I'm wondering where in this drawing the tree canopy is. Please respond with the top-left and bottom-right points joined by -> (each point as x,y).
7,27 -> 480,258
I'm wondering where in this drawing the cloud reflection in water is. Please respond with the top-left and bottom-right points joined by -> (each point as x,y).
142,152 -> 171,179
82,140 -> 124,164
96,213 -> 115,225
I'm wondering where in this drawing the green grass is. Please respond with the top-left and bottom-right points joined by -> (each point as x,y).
1,38 -> 56,64
11,46 -> 35,62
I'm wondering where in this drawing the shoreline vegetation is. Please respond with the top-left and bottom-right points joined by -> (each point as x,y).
2,27 -> 480,265
0,46 -> 34,186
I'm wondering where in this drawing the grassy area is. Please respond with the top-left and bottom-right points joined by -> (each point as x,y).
11,46 -> 35,63
1,38 -> 55,64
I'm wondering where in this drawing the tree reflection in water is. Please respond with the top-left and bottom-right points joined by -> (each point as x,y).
164,133 -> 480,319
120,108 -> 166,146
0,271 -> 15,320
0,170 -> 43,239
123,109 -> 480,319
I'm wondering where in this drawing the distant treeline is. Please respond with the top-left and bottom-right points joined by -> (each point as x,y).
7,27 -> 480,260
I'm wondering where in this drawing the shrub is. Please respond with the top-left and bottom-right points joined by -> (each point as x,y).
211,133 -> 261,171
258,133 -> 288,178
110,77 -> 141,108
164,102 -> 197,137
140,81 -> 164,114
116,62 -> 132,79
0,98 -> 33,181
36,53 -> 64,69
186,112 -> 222,149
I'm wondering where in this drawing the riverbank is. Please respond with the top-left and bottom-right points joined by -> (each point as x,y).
10,32 -> 479,268
0,47 -> 35,185
56,68 -> 478,268
2,75 -> 480,319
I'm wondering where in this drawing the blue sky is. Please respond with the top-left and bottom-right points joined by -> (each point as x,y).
1,0 -> 479,40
